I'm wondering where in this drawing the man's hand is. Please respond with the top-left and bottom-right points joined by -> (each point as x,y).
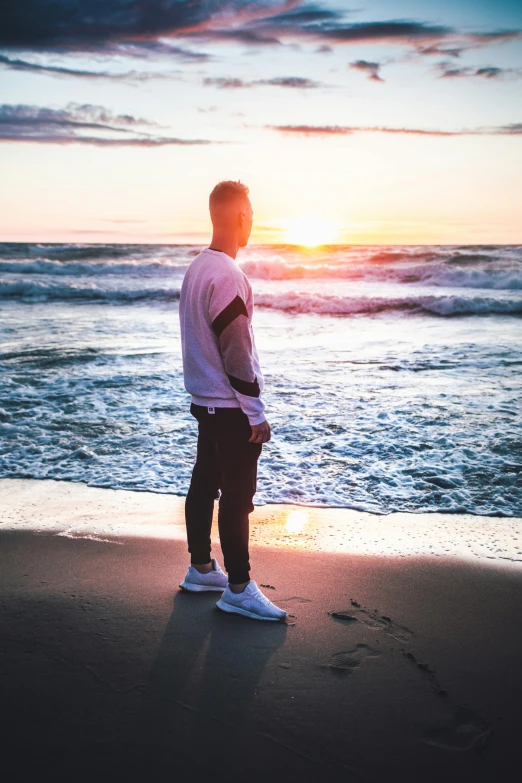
249,419 -> 271,444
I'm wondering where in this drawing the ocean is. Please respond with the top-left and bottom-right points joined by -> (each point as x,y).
0,242 -> 521,516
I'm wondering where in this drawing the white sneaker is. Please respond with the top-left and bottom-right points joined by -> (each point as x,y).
179,558 -> 228,592
216,580 -> 288,621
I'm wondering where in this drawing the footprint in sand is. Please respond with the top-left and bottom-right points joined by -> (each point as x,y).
400,647 -> 491,750
422,704 -> 491,751
402,650 -> 447,697
328,602 -> 413,643
321,643 -> 383,675
329,604 -> 491,751
279,596 -> 313,604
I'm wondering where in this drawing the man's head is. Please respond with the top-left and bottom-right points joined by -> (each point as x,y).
209,180 -> 253,248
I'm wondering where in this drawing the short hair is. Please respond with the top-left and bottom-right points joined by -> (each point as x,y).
209,180 -> 249,212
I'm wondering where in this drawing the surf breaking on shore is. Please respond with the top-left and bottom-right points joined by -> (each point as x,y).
1,242 -> 521,517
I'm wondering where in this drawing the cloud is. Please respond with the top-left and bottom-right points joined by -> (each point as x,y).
203,77 -> 245,88
476,66 -> 507,79
0,103 -> 152,128
106,41 -> 211,61
203,75 -> 322,88
349,60 -> 384,82
0,104 -> 217,145
414,44 -> 466,58
194,13 -> 521,53
303,20 -> 454,44
411,31 -> 520,60
436,63 -> 522,80
196,2 -> 342,45
261,4 -> 341,26
0,1 -> 289,50
499,123 -> 522,134
266,123 -> 522,137
267,124 -> 463,136
261,76 -> 321,88
1,1 -> 519,57
186,28 -> 283,46
191,9 -> 453,49
0,53 -> 178,81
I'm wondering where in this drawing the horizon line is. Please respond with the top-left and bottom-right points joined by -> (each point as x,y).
1,240 -> 520,248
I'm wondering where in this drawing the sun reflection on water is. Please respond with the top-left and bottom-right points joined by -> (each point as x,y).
284,509 -> 309,534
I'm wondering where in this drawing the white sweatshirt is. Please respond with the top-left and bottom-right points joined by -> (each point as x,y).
179,247 -> 266,425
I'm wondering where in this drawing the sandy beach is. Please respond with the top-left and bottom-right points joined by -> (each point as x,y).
3,0 -> 522,779
1,479 -> 521,782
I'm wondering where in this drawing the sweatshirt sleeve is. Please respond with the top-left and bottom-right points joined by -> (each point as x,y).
208,277 -> 266,426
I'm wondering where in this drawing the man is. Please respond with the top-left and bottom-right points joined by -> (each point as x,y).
178,180 -> 287,622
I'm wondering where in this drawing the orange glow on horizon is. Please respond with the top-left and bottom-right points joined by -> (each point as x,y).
283,217 -> 340,247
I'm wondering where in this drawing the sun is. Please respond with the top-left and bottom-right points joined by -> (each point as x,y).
284,217 -> 339,247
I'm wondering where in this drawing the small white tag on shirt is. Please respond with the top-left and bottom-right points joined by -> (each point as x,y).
208,406 -> 215,414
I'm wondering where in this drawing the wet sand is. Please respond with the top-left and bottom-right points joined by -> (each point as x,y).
1,480 -> 521,782
1,478 -> 521,564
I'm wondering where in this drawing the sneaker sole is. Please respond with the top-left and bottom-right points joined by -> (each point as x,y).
215,598 -> 287,621
179,581 -> 227,592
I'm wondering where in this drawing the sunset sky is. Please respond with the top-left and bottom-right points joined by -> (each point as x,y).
1,0 -> 521,245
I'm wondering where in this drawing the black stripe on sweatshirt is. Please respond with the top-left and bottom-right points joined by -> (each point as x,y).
227,373 -> 261,398
211,295 -> 248,337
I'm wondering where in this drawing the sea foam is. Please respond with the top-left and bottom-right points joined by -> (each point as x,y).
1,242 -> 521,516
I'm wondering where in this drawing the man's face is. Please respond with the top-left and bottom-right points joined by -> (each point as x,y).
238,197 -> 253,247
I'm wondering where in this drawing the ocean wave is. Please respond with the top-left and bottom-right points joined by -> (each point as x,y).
3,256 -> 520,291
390,264 -> 522,290
445,253 -> 500,266
1,278 -> 521,315
0,242 -> 198,262
2,243 -> 521,292
239,258 -> 522,290
254,291 -> 522,317
0,279 -> 181,303
0,259 -> 189,277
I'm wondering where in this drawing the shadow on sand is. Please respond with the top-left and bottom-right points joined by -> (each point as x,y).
133,588 -> 290,776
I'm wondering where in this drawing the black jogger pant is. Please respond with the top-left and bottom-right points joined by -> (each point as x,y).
185,403 -> 262,584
